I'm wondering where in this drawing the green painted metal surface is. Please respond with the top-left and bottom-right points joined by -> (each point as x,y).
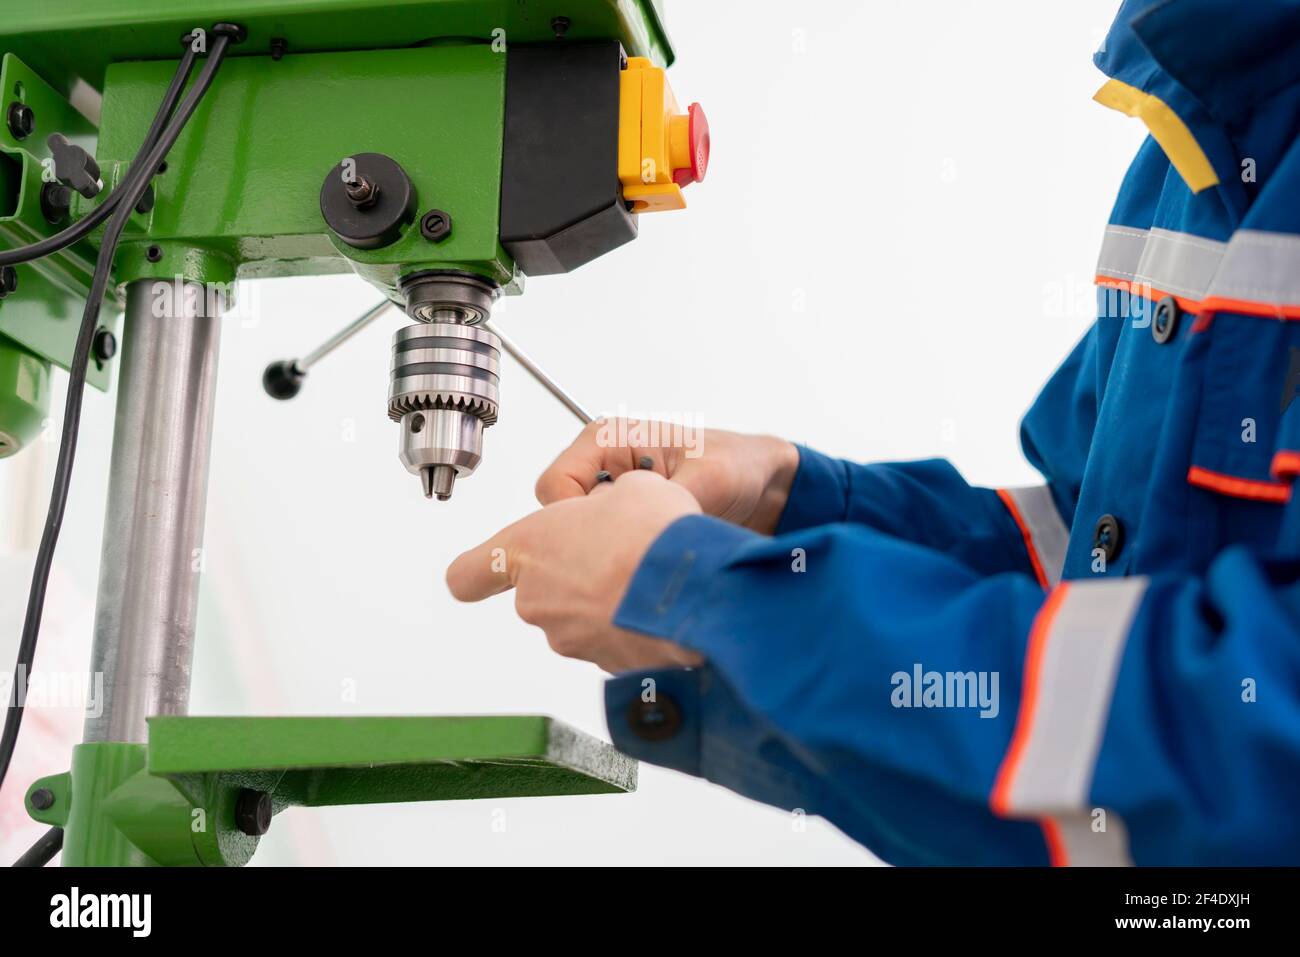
30,717 -> 636,865
149,715 -> 637,803
0,0 -> 673,95
93,43 -> 512,291
0,336 -> 50,456
0,53 -> 118,391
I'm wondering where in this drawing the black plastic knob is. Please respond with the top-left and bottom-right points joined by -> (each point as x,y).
47,132 -> 102,199
263,360 -> 305,400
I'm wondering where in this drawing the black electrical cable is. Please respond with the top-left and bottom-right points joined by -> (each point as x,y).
11,826 -> 63,867
0,43 -> 199,268
0,27 -> 239,801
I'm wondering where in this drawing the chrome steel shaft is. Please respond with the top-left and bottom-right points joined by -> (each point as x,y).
84,279 -> 225,743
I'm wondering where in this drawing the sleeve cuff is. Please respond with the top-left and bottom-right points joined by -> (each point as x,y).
773,445 -> 850,535
613,513 -> 757,642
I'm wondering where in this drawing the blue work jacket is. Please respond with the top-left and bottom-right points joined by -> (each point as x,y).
604,0 -> 1300,865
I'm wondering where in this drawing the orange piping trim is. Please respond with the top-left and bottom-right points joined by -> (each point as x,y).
1187,465 -> 1291,503
1271,451 -> 1300,482
1096,274 -> 1300,330
996,488 -> 1050,591
989,584 -> 1070,818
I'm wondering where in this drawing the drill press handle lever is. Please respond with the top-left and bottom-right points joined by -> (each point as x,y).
263,299 -> 398,399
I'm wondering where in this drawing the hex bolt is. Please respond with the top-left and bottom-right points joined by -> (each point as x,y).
420,209 -> 452,243
40,182 -> 73,225
92,327 -> 117,363
7,102 -> 34,140
551,16 -> 572,38
234,788 -> 273,836
345,175 -> 379,209
29,787 -> 55,811
0,265 -> 18,299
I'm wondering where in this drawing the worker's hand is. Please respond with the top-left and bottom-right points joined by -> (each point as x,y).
446,470 -> 705,673
535,419 -> 800,534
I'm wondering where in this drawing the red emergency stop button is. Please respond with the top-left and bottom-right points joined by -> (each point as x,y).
619,57 -> 707,212
673,103 -> 710,187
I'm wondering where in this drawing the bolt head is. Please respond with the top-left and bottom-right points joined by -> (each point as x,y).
420,209 -> 453,243
0,265 -> 18,298
40,182 -> 73,225
345,176 -> 380,209
7,102 -> 34,140
29,787 -> 55,811
234,788 -> 273,836
92,327 -> 117,362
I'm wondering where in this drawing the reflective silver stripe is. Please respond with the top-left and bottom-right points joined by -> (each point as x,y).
1096,225 -> 1227,300
1097,225 -> 1300,309
1095,225 -> 1152,281
1049,811 -> 1133,867
1005,578 -> 1148,865
1207,229 -> 1300,306
1002,486 -> 1069,588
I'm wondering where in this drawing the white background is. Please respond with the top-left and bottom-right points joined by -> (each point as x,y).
1,1 -> 1143,864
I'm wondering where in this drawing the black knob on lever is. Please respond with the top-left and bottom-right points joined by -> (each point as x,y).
262,300 -> 398,402
262,360 -> 305,400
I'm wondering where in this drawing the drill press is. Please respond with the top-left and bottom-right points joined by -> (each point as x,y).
0,1 -> 708,866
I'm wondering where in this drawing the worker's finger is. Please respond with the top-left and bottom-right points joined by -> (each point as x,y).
535,421 -> 608,505
536,420 -> 668,505
446,518 -> 529,602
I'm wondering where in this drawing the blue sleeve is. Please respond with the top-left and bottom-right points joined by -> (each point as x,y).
605,517 -> 1300,865
777,447 -> 1052,582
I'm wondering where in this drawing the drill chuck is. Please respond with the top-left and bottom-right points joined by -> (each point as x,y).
389,321 -> 501,501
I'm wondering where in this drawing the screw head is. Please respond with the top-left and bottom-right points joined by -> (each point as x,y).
92,327 -> 117,362
551,16 -> 572,38
234,788 -> 273,836
7,102 -> 34,140
420,209 -> 453,243
0,265 -> 18,298
29,787 -> 55,811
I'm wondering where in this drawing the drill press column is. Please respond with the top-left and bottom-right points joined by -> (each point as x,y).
84,280 -> 224,743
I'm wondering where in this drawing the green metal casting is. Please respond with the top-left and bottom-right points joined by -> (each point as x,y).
0,1 -> 673,95
0,53 -> 118,392
0,336 -> 49,456
29,716 -> 636,865
93,43 -> 513,292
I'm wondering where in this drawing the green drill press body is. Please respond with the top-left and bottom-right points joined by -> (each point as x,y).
2,0 -> 673,865
0,0 -> 672,450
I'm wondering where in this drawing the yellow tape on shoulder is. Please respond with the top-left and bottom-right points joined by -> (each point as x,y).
1094,78 -> 1219,193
